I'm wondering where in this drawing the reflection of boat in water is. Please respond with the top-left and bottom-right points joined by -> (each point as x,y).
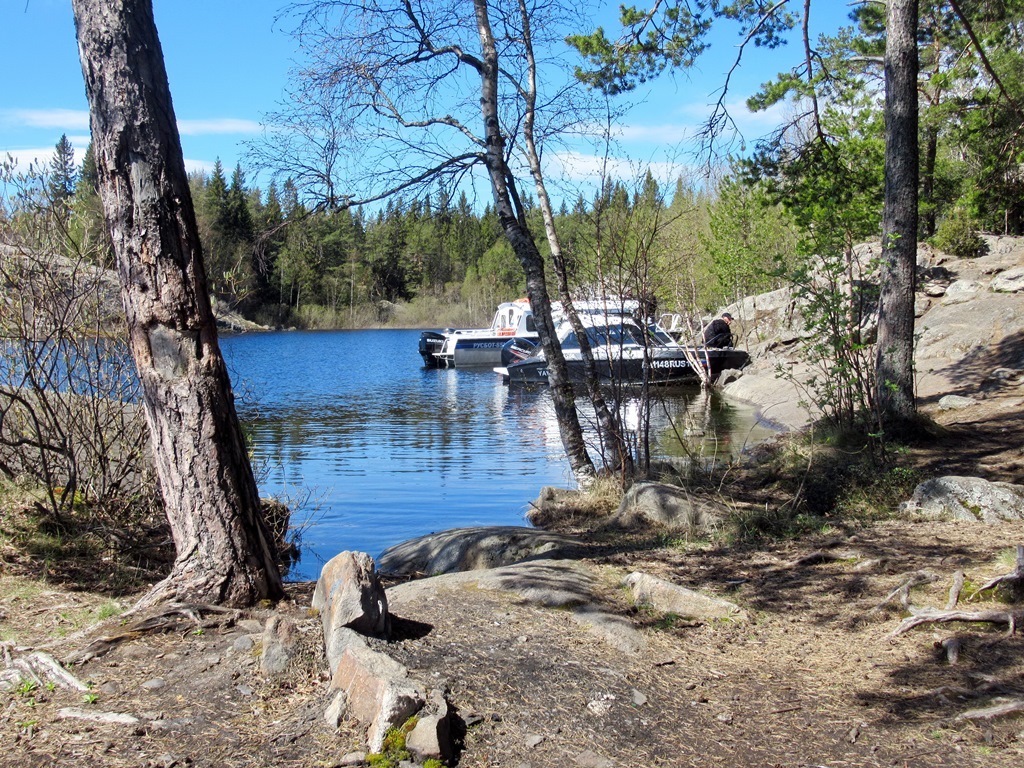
419,299 -> 536,368
495,313 -> 749,386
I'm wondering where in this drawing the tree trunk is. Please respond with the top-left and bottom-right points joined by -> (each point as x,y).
875,0 -> 919,434
72,0 -> 285,607
514,0 -> 632,479
472,0 -> 595,484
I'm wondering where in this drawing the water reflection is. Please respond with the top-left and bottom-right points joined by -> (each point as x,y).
220,329 -> 774,580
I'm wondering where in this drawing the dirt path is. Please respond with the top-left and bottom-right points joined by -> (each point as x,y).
3,514 -> 1023,768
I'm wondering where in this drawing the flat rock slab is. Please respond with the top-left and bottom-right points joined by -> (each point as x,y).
388,559 -> 646,654
377,526 -> 582,576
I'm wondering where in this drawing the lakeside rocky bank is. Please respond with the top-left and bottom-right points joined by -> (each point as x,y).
2,238 -> 1024,767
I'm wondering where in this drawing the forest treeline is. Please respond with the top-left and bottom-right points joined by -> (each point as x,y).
10,3 -> 1023,336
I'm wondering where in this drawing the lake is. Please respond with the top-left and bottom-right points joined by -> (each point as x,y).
220,329 -> 775,581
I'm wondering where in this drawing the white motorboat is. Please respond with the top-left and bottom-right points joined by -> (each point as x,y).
418,298 -> 537,368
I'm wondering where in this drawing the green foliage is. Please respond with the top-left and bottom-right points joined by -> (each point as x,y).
930,206 -> 984,258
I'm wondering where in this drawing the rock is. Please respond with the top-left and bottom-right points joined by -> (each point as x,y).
940,279 -> 983,304
338,752 -> 367,767
983,367 -> 1024,389
377,526 -> 579,576
623,572 -> 746,621
57,707 -> 140,725
260,616 -> 299,676
525,734 -> 546,749
328,630 -> 424,753
574,749 -> 615,768
313,551 -> 389,671
991,265 -> 1024,292
632,689 -> 648,706
938,394 -> 977,410
900,476 -> 1024,523
324,689 -> 348,728
614,482 -> 721,533
405,688 -> 452,762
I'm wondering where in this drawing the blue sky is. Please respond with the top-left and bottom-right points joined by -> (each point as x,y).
2,1 -> 854,200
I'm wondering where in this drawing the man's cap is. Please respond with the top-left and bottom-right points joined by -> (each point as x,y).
722,312 -> 733,320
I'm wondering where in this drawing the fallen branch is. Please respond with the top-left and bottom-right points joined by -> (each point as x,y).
892,607 -> 1024,638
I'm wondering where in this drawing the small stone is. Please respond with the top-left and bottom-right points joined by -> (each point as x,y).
338,752 -> 366,767
525,734 -> 545,749
631,689 -> 647,706
232,635 -> 255,652
574,750 -> 614,768
141,678 -> 167,691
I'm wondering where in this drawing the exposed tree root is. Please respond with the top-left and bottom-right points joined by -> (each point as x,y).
66,602 -> 240,664
864,569 -> 938,618
956,698 -> 1024,722
970,544 -> 1024,602
891,607 -> 1024,638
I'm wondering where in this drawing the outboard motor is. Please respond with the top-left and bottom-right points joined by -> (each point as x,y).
419,331 -> 446,367
501,336 -> 539,367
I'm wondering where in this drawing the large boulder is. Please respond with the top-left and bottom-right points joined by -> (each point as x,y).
377,526 -> 580,576
313,551 -> 389,673
613,481 -> 722,533
992,265 -> 1024,293
900,476 -> 1024,523
325,628 -> 433,754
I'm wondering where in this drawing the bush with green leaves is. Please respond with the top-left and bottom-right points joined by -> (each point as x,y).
931,206 -> 984,258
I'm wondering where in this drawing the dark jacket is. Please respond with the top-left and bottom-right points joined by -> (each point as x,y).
703,318 -> 733,348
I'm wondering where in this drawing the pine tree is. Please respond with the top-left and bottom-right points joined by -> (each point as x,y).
49,134 -> 77,223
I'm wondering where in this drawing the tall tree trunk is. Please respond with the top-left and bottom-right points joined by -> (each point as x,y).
72,0 -> 285,607
514,0 -> 633,479
472,0 -> 595,484
875,0 -> 919,435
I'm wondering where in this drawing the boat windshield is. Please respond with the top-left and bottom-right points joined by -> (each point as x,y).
562,321 -> 651,350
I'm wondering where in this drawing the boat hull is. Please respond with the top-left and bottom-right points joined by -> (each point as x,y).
505,348 -> 749,386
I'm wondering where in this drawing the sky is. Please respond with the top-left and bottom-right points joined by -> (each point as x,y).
2,1 -> 855,204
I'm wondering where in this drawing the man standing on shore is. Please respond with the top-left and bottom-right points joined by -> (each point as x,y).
703,312 -> 734,348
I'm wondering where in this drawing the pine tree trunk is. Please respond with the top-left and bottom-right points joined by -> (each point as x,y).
72,0 -> 285,607
876,0 -> 919,434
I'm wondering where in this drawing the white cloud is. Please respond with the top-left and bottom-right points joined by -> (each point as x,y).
183,158 -> 217,175
1,147 -> 56,171
2,108 -> 90,131
547,150 -> 690,187
177,118 -> 262,136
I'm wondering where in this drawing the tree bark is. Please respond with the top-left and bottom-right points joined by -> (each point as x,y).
472,0 -> 595,484
72,0 -> 285,607
875,0 -> 919,434
514,0 -> 632,479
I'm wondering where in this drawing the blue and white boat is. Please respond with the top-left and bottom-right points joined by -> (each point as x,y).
418,298 -> 537,368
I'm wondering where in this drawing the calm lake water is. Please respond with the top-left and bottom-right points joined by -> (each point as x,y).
220,329 -> 775,581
